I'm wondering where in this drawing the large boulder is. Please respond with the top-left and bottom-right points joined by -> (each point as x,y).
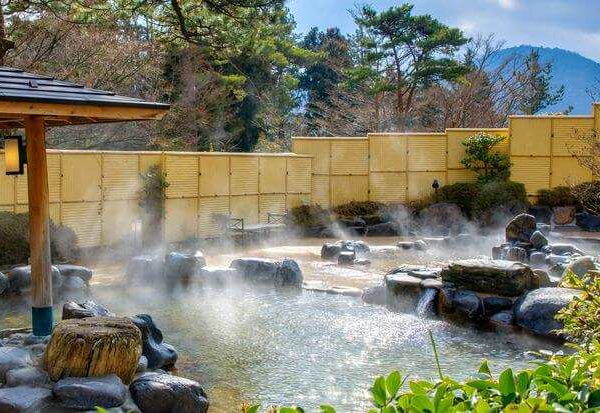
0,347 -> 32,382
420,203 -> 464,234
126,255 -> 163,281
438,288 -> 482,320
337,251 -> 355,265
197,266 -> 240,286
0,386 -> 52,412
530,231 -> 548,250
129,373 -> 209,413
230,258 -> 303,287
505,214 -> 536,243
55,264 -> 93,285
321,242 -> 342,260
5,265 -> 61,293
513,287 -> 581,338
43,317 -> 142,384
552,206 -> 576,225
576,211 -> 600,232
561,256 -> 597,281
441,259 -> 536,297
164,251 -> 206,284
130,314 -> 177,370
62,300 -> 115,320
53,374 -> 128,410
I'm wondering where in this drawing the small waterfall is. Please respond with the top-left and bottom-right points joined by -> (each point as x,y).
416,288 -> 437,317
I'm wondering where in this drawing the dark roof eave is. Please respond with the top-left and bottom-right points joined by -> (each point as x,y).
0,94 -> 171,111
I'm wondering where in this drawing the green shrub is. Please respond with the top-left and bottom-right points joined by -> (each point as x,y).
434,182 -> 480,216
139,165 -> 169,246
332,201 -> 383,217
289,204 -> 331,228
472,180 -> 528,218
571,181 -> 600,215
461,133 -> 511,184
0,212 -> 78,266
537,186 -> 580,208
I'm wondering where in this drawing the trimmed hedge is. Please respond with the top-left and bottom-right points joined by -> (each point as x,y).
537,186 -> 580,208
0,212 -> 78,266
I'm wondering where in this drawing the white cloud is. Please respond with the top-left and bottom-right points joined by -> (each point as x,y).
498,0 -> 518,9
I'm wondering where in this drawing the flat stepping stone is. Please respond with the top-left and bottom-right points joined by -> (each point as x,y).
0,347 -> 32,382
5,367 -> 49,387
0,386 -> 52,412
53,374 -> 127,410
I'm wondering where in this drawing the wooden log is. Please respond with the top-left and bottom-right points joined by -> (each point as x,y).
24,115 -> 53,336
43,317 -> 142,384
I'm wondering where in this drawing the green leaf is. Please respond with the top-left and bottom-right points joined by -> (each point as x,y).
478,359 -> 491,376
516,371 -> 530,396
382,406 -> 397,413
466,379 -> 496,391
372,376 -> 388,407
411,394 -> 435,412
499,369 -> 516,396
319,406 -> 336,413
386,371 -> 402,398
245,406 -> 260,413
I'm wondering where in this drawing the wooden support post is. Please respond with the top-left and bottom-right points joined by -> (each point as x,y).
24,115 -> 53,336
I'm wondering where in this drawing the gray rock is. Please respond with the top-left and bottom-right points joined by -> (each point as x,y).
385,273 -> 421,295
439,289 -> 482,320
529,252 -> 546,268
130,314 -> 177,370
5,266 -> 61,293
337,251 -> 355,265
530,231 -> 548,249
550,244 -> 585,256
126,255 -> 163,281
164,251 -> 206,281
533,269 -> 555,288
420,278 -> 443,290
552,206 -> 576,225
506,246 -> 528,263
506,214 -> 536,243
340,240 -> 370,255
275,259 -> 303,287
576,211 -> 600,231
197,266 -> 240,286
0,386 -> 52,412
408,269 -> 440,280
53,374 -> 127,410
482,296 -> 514,317
5,368 -> 49,388
0,348 -> 31,382
353,258 -> 371,266
62,300 -> 115,320
513,287 -> 581,338
0,272 -> 7,295
491,246 -> 504,260
61,275 -> 87,291
321,242 -> 342,260
441,259 -> 536,297
563,256 -> 596,279
137,356 -> 148,374
129,373 -> 209,413
413,239 -> 428,251
489,311 -> 515,328
361,285 -> 386,306
55,264 -> 93,284
365,222 -> 401,236
546,254 -> 572,266
230,258 -> 278,283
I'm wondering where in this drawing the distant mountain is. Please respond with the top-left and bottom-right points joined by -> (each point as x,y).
488,45 -> 600,115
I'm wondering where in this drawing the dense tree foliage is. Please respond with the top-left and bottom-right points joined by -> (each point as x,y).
0,1 -> 567,150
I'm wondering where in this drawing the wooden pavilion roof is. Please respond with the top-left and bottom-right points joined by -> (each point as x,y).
0,67 -> 170,128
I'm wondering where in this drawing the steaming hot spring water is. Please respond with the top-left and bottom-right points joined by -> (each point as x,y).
0,236 -> 557,412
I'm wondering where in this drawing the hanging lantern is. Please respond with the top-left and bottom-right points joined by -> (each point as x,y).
4,135 -> 26,175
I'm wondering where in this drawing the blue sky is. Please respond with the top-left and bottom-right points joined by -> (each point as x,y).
288,0 -> 600,62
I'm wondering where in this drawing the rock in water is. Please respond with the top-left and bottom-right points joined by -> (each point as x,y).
53,374 -> 127,410
275,259 -> 303,287
562,256 -> 597,280
506,214 -> 536,243
126,255 -> 163,281
43,317 -> 141,384
441,259 -> 535,297
321,242 -> 342,260
130,373 -> 209,413
55,264 -> 93,284
62,300 -> 115,320
0,386 -> 52,412
5,265 -> 62,293
0,347 -> 32,382
552,206 -> 576,225
337,251 -> 355,265
530,230 -> 548,249
130,314 -> 177,370
5,367 -> 49,387
164,251 -> 206,284
513,288 -> 581,338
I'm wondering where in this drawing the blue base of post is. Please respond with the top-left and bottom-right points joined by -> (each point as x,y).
32,306 -> 53,336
